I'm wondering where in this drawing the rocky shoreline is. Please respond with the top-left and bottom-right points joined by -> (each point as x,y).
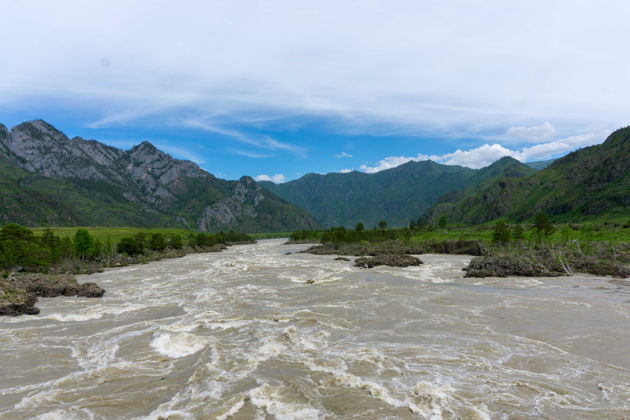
302,239 -> 486,257
301,239 -> 630,279
0,244 -> 234,316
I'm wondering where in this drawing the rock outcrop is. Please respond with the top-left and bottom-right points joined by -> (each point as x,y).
0,273 -> 106,317
0,281 -> 40,316
464,255 -> 566,278
10,274 -> 106,298
354,254 -> 423,268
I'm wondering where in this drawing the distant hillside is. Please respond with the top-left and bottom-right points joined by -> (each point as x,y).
262,158 -> 535,228
0,120 -> 319,232
424,157 -> 536,222
525,159 -> 556,170
425,127 -> 630,223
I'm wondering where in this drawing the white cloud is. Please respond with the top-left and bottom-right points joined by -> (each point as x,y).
359,129 -> 610,171
255,174 -> 286,183
226,149 -> 270,158
1,1 -> 629,136
334,152 -> 352,158
504,122 -> 557,143
338,169 -> 352,173
360,155 -> 429,173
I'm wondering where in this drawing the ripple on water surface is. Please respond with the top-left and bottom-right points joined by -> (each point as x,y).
0,239 -> 629,419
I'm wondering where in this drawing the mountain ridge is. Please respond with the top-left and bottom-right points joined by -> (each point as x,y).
261,157 -> 535,228
0,120 -> 320,232
424,127 -> 630,223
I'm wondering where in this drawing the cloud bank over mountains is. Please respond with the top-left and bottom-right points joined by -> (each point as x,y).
1,1 -> 628,176
360,127 -> 610,172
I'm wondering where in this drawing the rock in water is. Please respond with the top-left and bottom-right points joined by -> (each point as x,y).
0,281 -> 40,316
354,254 -> 423,269
464,255 -> 565,278
9,274 -> 106,298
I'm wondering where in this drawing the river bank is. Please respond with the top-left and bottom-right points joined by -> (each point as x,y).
301,239 -> 630,278
0,243 -> 240,316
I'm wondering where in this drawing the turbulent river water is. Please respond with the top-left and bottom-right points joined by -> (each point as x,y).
1,239 -> 629,419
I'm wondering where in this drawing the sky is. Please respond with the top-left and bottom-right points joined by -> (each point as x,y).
1,1 -> 629,182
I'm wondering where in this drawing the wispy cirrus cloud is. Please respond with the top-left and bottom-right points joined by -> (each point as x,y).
226,148 -> 270,159
334,152 -> 352,158
2,1 -> 629,137
182,119 -> 306,157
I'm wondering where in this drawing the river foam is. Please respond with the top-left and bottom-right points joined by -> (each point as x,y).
1,239 -> 629,419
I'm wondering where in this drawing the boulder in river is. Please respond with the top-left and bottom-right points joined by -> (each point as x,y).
464,254 -> 566,278
0,281 -> 40,316
354,254 -> 423,269
9,273 -> 105,298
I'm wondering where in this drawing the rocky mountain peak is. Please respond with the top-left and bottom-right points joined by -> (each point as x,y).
238,175 -> 257,185
12,120 -> 67,143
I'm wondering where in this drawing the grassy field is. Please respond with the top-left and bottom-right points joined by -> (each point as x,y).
29,227 -> 198,243
26,220 -> 630,244
249,232 -> 292,239
409,222 -> 630,244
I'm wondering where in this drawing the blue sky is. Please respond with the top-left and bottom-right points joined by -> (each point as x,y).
1,1 -> 629,181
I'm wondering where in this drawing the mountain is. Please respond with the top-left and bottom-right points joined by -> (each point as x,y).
424,157 -> 536,222
525,159 -> 556,170
261,158 -> 534,228
0,120 -> 319,232
425,127 -> 630,223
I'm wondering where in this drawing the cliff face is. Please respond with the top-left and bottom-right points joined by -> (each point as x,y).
0,120 -> 319,232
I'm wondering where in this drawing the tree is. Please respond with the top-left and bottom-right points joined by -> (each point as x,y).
39,228 -> 61,261
0,224 -> 35,242
355,222 -> 365,232
438,216 -> 448,229
149,233 -> 166,251
534,212 -> 554,237
74,229 -> 94,260
169,234 -> 183,249
512,224 -> 525,241
133,232 -> 147,251
117,237 -> 143,255
492,221 -> 511,245
409,220 -> 417,230
377,220 -> 388,230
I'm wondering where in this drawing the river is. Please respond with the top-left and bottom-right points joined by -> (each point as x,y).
1,239 -> 629,419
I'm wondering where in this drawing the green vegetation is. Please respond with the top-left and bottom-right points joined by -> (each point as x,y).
0,121 -> 319,233
289,217 -> 630,246
0,224 -> 254,271
426,127 -> 630,224
296,218 -> 630,277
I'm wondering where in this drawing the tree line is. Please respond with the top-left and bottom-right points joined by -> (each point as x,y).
0,224 -> 252,270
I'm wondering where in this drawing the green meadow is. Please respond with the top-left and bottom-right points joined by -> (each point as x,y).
29,227 -> 198,243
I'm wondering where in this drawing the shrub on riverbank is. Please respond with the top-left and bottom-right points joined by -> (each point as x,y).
0,224 -> 254,272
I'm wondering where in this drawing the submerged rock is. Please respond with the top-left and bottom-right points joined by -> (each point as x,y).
334,257 -> 350,261
9,273 -> 105,298
354,254 -> 423,269
0,281 -> 40,316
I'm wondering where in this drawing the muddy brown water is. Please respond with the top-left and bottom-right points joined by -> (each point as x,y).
1,239 -> 629,419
